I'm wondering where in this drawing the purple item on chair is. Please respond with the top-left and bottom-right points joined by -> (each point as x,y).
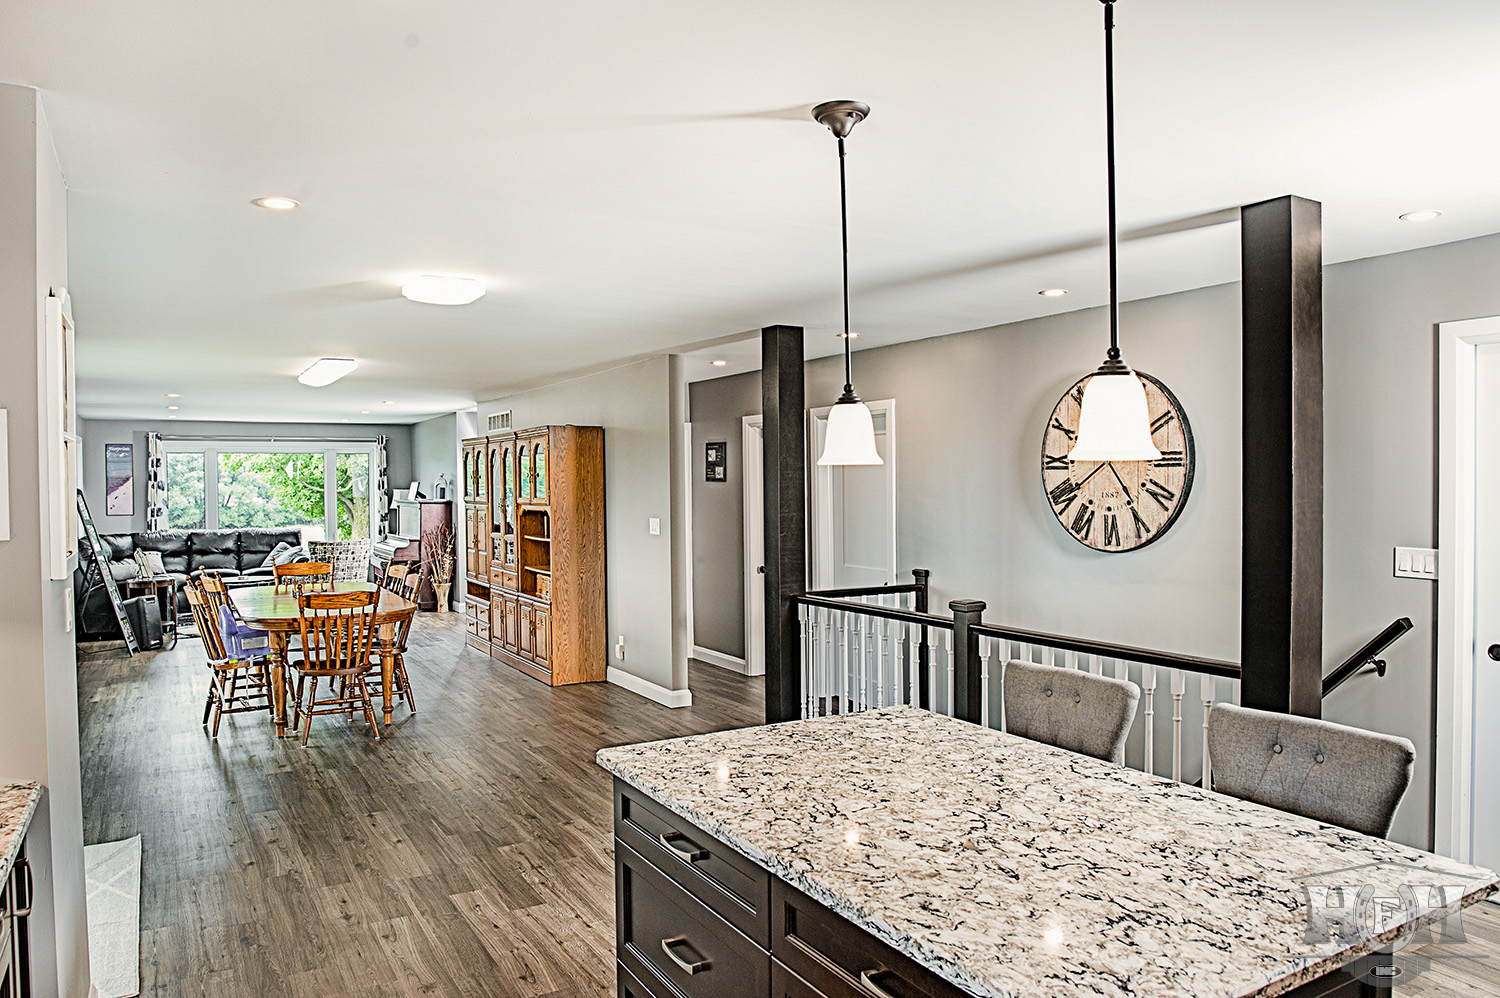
218,605 -> 271,661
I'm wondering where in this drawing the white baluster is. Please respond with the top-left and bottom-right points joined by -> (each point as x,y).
945,630 -> 955,717
1114,658 -> 1128,683
837,612 -> 849,715
1171,669 -> 1187,783
1201,674 -> 1216,791
980,640 -> 992,729
1143,665 -> 1157,776
877,616 -> 890,708
799,604 -> 810,719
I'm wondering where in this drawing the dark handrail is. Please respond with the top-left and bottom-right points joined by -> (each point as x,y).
971,622 -> 1241,680
1321,617 -> 1413,698
793,593 -> 953,630
806,568 -> 929,607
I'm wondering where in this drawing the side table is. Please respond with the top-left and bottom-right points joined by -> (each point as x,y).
121,576 -> 178,649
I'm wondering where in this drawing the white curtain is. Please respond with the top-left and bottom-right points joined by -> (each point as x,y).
144,432 -> 166,531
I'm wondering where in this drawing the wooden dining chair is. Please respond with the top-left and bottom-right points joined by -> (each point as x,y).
185,580 -> 272,737
370,576 -> 420,713
275,561 -> 334,594
1002,659 -> 1141,764
1206,703 -> 1414,838
381,562 -> 411,593
288,587 -> 382,746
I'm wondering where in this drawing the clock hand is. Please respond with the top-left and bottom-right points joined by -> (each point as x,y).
1106,462 -> 1137,503
1073,461 -> 1110,490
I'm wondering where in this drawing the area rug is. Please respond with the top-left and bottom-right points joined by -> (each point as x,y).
84,835 -> 141,998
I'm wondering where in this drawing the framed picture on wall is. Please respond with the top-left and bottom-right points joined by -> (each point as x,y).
105,442 -> 134,515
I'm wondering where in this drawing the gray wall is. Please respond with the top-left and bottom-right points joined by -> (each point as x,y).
79,418 -> 415,534
411,413 -> 459,501
687,230 -> 1500,850
0,84 -> 90,997
477,356 -> 682,694
688,373 -> 762,659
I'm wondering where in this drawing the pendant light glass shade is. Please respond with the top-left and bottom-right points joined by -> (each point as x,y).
818,398 -> 883,465
1067,372 -> 1162,462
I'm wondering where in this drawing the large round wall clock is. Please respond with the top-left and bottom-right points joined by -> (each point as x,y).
1041,371 -> 1195,552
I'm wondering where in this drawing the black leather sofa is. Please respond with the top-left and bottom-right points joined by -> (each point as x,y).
74,528 -> 300,640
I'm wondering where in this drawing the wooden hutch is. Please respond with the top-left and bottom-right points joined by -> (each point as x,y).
462,425 -> 606,685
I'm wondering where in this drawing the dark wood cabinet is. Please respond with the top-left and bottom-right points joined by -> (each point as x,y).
1,842 -> 32,998
613,780 -> 966,998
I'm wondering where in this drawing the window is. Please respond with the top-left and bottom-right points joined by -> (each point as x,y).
164,441 -> 380,540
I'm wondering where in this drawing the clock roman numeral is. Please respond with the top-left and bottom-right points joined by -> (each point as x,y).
1070,384 -> 1086,407
1151,410 -> 1176,434
1153,449 -> 1185,469
1044,454 -> 1070,471
1048,478 -> 1081,514
1070,503 -> 1094,540
1142,478 -> 1176,511
1050,418 -> 1076,441
1103,512 -> 1121,548
1130,505 -> 1151,539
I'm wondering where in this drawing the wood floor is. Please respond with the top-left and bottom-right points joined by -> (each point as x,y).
78,615 -> 764,997
78,617 -> 1500,997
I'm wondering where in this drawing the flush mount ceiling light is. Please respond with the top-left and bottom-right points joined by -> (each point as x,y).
297,357 -> 358,387
401,274 -> 486,305
252,196 -> 299,210
1067,0 -> 1162,463
165,392 -> 181,398
1039,288 -> 1069,297
813,100 -> 882,468
1398,209 -> 1442,223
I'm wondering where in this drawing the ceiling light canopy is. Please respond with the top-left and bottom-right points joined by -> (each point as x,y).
401,274 -> 486,305
813,99 -> 882,468
252,196 -> 299,210
1067,0 -> 1161,464
1398,209 -> 1442,223
297,357 -> 358,387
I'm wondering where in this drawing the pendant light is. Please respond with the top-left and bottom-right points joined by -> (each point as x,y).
813,100 -> 883,467
1067,0 -> 1162,463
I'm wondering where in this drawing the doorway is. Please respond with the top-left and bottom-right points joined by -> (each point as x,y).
808,399 -> 897,590
741,415 -> 765,676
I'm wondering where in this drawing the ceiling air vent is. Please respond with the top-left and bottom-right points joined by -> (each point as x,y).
487,410 -> 512,432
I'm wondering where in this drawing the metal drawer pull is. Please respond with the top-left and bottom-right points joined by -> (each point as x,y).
859,969 -> 908,998
12,858 -> 31,918
660,936 -> 712,975
658,831 -> 709,862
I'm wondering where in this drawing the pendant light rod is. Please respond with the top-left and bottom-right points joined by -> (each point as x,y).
838,134 -> 854,395
1103,0 -> 1120,362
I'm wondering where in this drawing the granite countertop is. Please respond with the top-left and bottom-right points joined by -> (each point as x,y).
0,783 -> 41,884
597,706 -> 1498,998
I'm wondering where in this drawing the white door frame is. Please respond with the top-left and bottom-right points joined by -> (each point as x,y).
807,398 -> 897,590
742,415 -> 766,677
1435,315 -> 1500,860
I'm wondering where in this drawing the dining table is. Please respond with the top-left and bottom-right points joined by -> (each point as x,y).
229,580 -> 418,738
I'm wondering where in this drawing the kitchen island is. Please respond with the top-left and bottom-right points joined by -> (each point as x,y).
597,705 -> 1497,998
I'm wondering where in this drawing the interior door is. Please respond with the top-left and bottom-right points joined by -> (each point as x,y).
743,416 -> 765,677
1471,342 -> 1500,871
808,400 -> 897,590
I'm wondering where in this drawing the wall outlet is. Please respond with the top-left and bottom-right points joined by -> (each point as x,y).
616,635 -> 626,661
1393,546 -> 1438,580
648,517 -> 661,536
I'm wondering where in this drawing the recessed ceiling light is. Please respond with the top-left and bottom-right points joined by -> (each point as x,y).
382,400 -> 394,405
401,274 -> 485,305
360,410 -> 370,414
341,418 -> 350,423
166,405 -> 179,410
252,196 -> 300,211
1399,210 -> 1442,223
1039,288 -> 1069,297
297,357 -> 358,387
165,392 -> 181,398
711,359 -> 728,367
838,331 -> 859,339
168,415 -> 178,419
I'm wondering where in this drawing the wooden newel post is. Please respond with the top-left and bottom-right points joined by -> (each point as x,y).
950,599 -> 987,724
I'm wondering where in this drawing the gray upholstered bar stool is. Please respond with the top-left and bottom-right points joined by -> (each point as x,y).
1002,659 -> 1141,764
1206,703 -> 1414,838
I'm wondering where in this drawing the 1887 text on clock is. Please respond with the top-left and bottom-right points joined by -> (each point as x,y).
1041,371 -> 1195,552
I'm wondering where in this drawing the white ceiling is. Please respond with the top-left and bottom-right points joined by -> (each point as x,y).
5,0 -> 1498,422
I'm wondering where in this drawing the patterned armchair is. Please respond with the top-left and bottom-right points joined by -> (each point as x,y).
307,538 -> 374,583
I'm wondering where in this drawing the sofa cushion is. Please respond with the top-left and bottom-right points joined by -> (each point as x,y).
189,531 -> 239,571
259,540 -> 295,569
273,544 -> 311,566
134,531 -> 191,575
100,534 -> 136,562
238,528 -> 302,570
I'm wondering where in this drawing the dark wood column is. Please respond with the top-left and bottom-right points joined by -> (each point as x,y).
1240,195 -> 1324,718
762,325 -> 806,723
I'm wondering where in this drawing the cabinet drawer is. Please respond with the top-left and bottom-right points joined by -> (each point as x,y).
617,842 -> 768,998
772,958 -> 824,998
498,569 -> 518,592
615,780 -> 770,946
619,958 -> 672,998
771,879 -> 967,998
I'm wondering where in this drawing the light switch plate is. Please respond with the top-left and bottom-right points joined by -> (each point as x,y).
648,517 -> 661,536
1393,546 -> 1438,580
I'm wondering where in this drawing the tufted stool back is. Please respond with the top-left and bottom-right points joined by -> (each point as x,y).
1206,703 -> 1414,838
1002,659 -> 1141,763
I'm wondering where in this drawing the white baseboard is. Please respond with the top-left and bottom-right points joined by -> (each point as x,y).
607,667 -> 693,708
691,645 -> 751,675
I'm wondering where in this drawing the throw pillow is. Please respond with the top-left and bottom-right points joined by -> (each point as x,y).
260,541 -> 294,568
272,544 -> 310,567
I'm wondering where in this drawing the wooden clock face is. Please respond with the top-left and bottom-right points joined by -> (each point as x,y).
1041,371 -> 1195,552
